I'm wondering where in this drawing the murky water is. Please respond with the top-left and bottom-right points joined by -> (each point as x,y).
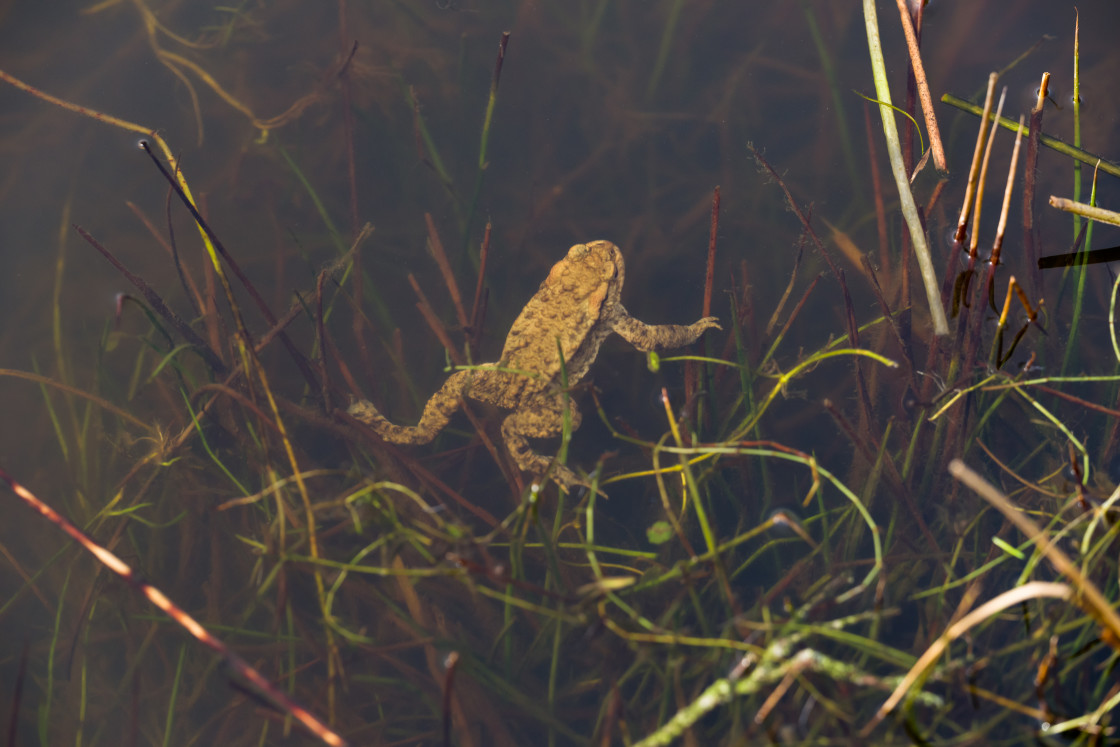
1,1 -> 1118,744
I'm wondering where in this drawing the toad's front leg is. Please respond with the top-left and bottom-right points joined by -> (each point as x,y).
611,306 -> 721,352
348,370 -> 473,444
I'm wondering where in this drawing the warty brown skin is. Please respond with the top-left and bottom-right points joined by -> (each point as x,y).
348,240 -> 721,489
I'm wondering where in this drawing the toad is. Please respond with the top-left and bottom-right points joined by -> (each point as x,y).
348,240 -> 720,489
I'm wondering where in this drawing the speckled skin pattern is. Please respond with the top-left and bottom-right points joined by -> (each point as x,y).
348,240 -> 721,488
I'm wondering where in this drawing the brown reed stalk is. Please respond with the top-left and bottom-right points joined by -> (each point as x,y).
425,214 -> 469,331
984,115 -> 1026,306
408,274 -> 466,367
468,220 -> 492,353
863,103 -> 890,272
441,651 -> 461,747
0,468 -> 349,747
703,186 -> 720,320
968,87 -> 1007,259
954,74 -> 998,245
893,0 -> 946,172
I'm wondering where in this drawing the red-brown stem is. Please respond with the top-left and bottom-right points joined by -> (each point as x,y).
410,85 -> 425,161
321,325 -> 360,403
457,392 -> 522,495
894,0 -> 946,171
317,270 -> 332,410
125,199 -> 204,317
492,32 -> 510,91
441,652 -> 460,747
747,146 -> 844,288
424,214 -> 469,331
8,640 -> 28,746
408,274 -> 466,367
703,186 -> 720,319
863,103 -> 890,272
469,220 -> 492,351
770,273 -> 822,359
836,268 -> 875,431
0,469 -> 349,747
765,229 -> 806,337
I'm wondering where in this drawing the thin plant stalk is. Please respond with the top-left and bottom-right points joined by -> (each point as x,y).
892,0 -> 946,171
862,0 -> 948,334
464,32 -> 511,256
940,94 -> 1120,179
953,74 -> 998,245
1023,72 -> 1051,295
979,115 -> 1026,312
970,87 -> 1008,258
1061,165 -> 1100,375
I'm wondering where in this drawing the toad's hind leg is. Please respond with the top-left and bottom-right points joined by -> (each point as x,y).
348,370 -> 472,444
500,399 -> 586,489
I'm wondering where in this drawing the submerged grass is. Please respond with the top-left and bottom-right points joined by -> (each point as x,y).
1,2 -> 1119,746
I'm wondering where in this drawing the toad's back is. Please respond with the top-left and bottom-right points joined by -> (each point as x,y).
472,241 -> 625,407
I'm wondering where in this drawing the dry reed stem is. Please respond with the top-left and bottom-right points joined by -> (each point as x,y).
424,214 -> 469,331
0,469 -> 348,747
408,274 -> 466,367
1048,196 -> 1120,227
955,74 -> 998,244
703,186 -> 720,319
893,0 -> 946,171
991,115 -> 1026,265
863,103 -> 890,271
861,579 -> 1074,736
969,87 -> 1007,258
469,220 -> 492,350
949,459 -> 1120,644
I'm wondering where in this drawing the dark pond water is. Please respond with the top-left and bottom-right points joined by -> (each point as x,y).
1,1 -> 1119,744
